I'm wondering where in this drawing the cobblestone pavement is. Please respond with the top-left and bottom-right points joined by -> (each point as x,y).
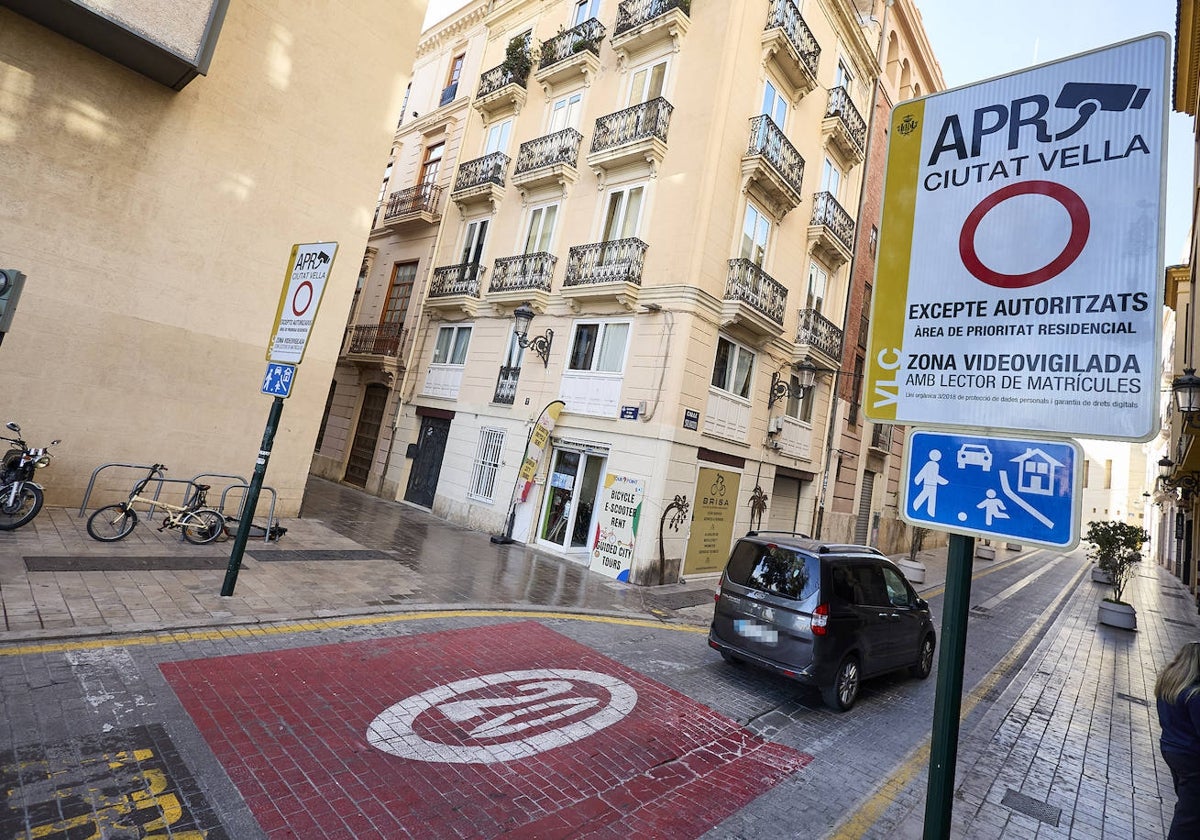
0,476 -> 1195,838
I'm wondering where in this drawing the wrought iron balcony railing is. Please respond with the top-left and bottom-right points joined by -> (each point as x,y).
439,81 -> 458,107
810,191 -> 855,254
490,252 -> 557,294
494,365 -> 520,405
614,0 -> 690,37
764,0 -> 820,80
452,152 -> 510,193
381,183 -> 443,223
747,114 -> 805,196
476,62 -> 529,99
538,18 -> 606,71
563,238 -> 648,287
725,259 -> 787,326
591,97 -> 673,154
796,307 -> 843,360
345,323 -> 406,358
826,86 -> 867,156
514,128 -> 584,175
429,262 -> 485,298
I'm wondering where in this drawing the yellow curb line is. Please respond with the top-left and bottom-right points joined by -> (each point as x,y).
829,559 -> 1087,839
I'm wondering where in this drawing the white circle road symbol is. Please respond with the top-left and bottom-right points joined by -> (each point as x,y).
291,280 -> 314,317
366,669 -> 638,764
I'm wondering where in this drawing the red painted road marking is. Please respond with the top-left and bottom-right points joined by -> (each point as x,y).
162,621 -> 811,839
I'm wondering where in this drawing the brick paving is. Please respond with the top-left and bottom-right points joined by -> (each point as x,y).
0,477 -> 1196,838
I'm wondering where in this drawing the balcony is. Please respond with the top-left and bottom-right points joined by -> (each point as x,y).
439,81 -> 459,108
341,323 -> 408,374
451,152 -> 510,211
761,0 -> 820,100
488,252 -> 557,310
378,183 -> 443,229
869,423 -> 894,454
792,307 -> 843,370
705,387 -> 751,444
494,365 -> 520,405
587,97 -> 673,179
426,262 -> 484,316
512,128 -> 584,195
561,238 -> 647,310
534,18 -> 605,92
474,62 -> 528,120
741,115 -> 805,219
611,0 -> 691,65
823,86 -> 867,166
808,191 -> 855,267
721,259 -> 787,338
775,415 -> 814,460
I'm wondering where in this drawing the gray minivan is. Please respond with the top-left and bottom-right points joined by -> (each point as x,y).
708,533 -> 936,711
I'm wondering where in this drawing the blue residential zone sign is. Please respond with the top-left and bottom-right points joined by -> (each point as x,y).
902,430 -> 1081,549
262,362 -> 296,398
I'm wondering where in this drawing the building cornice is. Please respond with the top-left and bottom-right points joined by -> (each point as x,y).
416,0 -> 491,59
1176,0 -> 1199,115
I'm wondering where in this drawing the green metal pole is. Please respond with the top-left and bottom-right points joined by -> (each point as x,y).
221,396 -> 284,596
923,532 -> 975,839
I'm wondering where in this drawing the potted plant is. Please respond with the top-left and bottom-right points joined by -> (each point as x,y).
502,36 -> 533,83
1083,520 -> 1148,630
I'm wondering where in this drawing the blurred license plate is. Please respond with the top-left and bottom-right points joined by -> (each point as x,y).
733,619 -> 778,645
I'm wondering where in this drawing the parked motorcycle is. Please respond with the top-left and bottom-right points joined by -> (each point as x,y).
0,422 -> 60,530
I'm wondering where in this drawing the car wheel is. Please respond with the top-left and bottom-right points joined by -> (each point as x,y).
822,655 -> 860,712
910,634 -> 935,679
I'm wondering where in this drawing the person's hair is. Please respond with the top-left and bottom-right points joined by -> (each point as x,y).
1156,641 -> 1200,704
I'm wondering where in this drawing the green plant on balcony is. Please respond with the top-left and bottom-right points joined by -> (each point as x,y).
572,34 -> 603,54
503,36 -> 532,82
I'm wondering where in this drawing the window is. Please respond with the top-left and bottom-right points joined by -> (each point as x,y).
629,59 -> 667,104
433,325 -> 472,365
603,185 -> 644,241
711,336 -> 755,399
1083,460 -> 1090,488
378,162 -> 393,206
821,157 -> 842,199
740,202 -> 770,265
468,428 -> 505,501
807,262 -> 828,312
1104,460 -> 1113,489
849,355 -> 864,425
525,203 -> 559,253
315,381 -> 336,452
447,53 -> 465,88
573,0 -> 601,25
786,374 -> 814,422
859,285 -> 871,349
836,58 -> 854,96
383,263 -> 416,325
568,320 -> 630,373
881,567 -> 914,608
485,119 -> 512,154
869,225 -> 879,257
420,143 -> 444,186
724,541 -> 820,601
761,78 -> 787,126
550,91 -> 583,132
461,219 -> 489,265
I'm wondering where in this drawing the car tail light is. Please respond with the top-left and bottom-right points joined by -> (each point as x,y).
811,603 -> 829,636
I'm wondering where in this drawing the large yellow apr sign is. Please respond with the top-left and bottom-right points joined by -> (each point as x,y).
865,35 -> 1168,442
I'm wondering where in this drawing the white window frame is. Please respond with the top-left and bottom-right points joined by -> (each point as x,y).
786,374 -> 815,423
761,78 -> 787,127
524,202 -> 559,253
468,427 -> 506,502
807,261 -> 828,313
711,336 -> 755,400
484,119 -> 512,155
740,201 -> 771,265
566,319 -> 631,374
550,91 -> 583,132
629,58 -> 667,105
461,218 -> 489,265
821,157 -> 842,199
836,58 -> 854,96
432,324 -> 473,365
602,184 -> 645,241
572,0 -> 601,25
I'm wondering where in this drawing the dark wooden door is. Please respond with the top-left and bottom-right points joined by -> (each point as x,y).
405,416 -> 451,507
344,385 -> 388,487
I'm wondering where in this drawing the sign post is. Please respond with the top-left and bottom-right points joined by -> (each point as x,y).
863,34 -> 1168,840
222,242 -> 337,596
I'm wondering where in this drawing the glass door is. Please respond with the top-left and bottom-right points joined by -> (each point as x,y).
539,449 -> 605,552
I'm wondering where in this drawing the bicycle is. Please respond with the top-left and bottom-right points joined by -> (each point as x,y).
86,464 -> 226,544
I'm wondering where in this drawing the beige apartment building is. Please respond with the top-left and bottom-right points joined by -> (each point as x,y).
0,0 -> 425,515
317,0 -> 943,583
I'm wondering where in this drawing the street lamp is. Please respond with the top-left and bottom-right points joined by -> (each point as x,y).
512,302 -> 553,368
1172,367 -> 1200,416
768,362 -> 820,409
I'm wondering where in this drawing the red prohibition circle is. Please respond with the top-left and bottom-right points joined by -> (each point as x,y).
958,180 -> 1090,289
291,281 -> 314,316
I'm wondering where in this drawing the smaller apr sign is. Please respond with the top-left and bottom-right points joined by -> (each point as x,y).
902,429 -> 1081,549
267,242 -> 338,364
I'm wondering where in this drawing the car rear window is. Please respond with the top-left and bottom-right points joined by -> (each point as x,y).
725,541 -> 820,601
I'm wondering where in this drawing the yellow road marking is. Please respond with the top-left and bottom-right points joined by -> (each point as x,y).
829,560 -> 1087,839
0,609 -> 707,656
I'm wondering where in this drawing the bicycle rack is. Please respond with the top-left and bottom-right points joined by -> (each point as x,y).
218,482 -> 280,544
77,458 -> 200,518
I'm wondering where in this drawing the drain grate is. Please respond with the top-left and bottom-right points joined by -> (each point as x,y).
1116,692 -> 1149,707
25,556 -> 227,572
1001,789 -> 1061,826
246,549 -> 393,562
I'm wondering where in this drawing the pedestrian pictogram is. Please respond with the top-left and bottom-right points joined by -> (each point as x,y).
261,362 -> 295,397
902,429 -> 1080,549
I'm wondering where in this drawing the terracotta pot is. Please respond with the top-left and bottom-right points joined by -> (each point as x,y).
1098,600 -> 1137,630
